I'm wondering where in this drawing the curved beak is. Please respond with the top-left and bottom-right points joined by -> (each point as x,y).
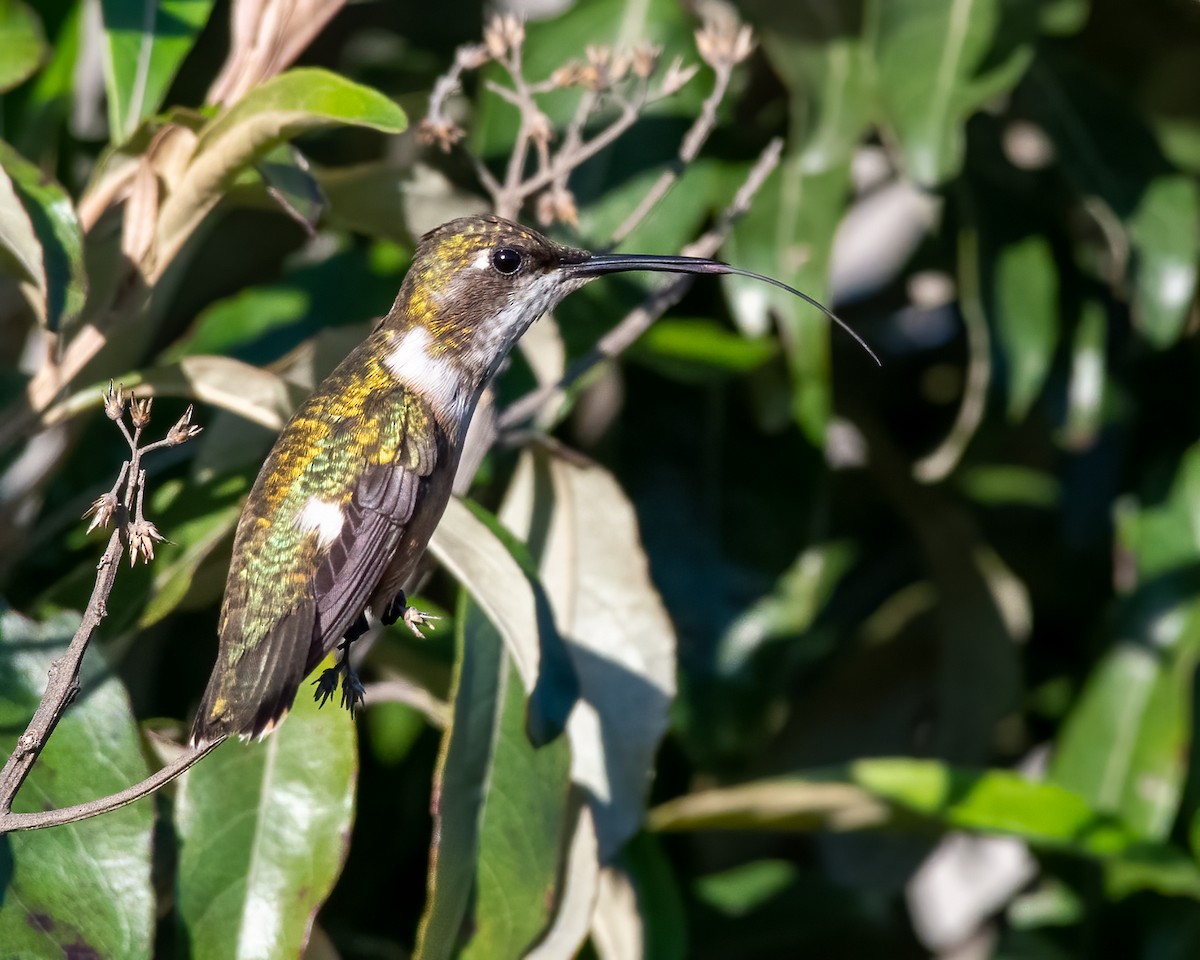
564,254 -> 880,366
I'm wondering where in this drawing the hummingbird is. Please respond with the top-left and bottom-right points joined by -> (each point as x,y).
190,214 -> 876,744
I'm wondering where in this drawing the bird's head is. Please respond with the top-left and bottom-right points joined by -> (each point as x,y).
384,214 -> 878,378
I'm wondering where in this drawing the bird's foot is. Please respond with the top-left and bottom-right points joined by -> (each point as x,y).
312,666 -> 341,708
340,668 -> 365,713
382,591 -> 439,638
313,625 -> 368,713
403,606 -> 440,638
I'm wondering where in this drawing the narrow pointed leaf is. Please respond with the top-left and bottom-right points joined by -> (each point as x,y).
100,0 -> 215,142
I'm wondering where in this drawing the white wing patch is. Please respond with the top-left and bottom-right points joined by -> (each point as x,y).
294,497 -> 345,549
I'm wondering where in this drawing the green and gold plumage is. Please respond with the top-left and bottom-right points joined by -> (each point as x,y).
190,213 -> 870,743
193,330 -> 449,740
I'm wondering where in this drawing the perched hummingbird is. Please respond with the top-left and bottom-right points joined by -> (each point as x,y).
190,214 -> 876,744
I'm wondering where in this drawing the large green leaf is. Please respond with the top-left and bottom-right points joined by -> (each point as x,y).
0,138 -> 87,331
500,451 -> 676,860
100,0 -> 214,143
175,675 -> 357,960
414,595 -> 572,960
872,0 -> 1037,185
0,0 -> 46,93
428,497 -> 578,746
0,608 -> 154,959
156,68 -> 407,268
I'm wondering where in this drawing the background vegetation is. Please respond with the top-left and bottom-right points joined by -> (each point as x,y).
2,0 -> 1200,957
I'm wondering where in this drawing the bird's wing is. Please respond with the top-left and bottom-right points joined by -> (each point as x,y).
191,370 -> 443,743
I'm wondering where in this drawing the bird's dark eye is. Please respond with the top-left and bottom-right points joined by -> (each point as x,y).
492,247 -> 523,275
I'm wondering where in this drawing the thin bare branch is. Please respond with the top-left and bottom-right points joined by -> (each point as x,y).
609,60 -> 735,246
0,389 -> 205,818
0,738 -> 223,833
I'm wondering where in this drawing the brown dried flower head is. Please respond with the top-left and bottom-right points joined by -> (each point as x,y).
167,404 -> 203,446
695,18 -> 755,69
84,492 -> 119,534
527,110 -> 554,148
551,62 -> 585,88
535,186 -> 578,228
127,520 -> 165,566
103,381 -> 126,421
130,397 -> 153,429
632,43 -> 662,79
660,57 -> 700,96
418,117 -> 466,153
456,43 -> 491,71
484,15 -> 525,60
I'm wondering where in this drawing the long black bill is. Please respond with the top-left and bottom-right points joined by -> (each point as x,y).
569,254 -> 880,366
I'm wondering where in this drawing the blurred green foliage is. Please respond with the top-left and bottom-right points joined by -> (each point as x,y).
1,0 -> 1199,957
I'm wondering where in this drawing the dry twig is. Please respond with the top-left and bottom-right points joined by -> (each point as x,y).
0,386 -> 217,830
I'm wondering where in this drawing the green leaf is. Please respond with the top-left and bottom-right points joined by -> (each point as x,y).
1025,59 -> 1199,348
428,497 -> 578,747
500,451 -> 677,859
176,674 -> 357,960
0,138 -> 87,331
743,1 -> 873,172
1129,174 -> 1200,347
0,607 -> 154,959
0,0 -> 47,93
156,68 -> 407,266
872,0 -> 1037,185
631,316 -> 779,384
414,595 -> 572,960
990,233 -> 1060,419
722,156 -> 850,445
1061,299 -> 1107,449
1052,591 -> 1200,839
100,0 -> 214,143
47,356 -> 308,433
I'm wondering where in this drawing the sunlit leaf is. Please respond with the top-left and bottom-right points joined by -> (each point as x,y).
0,607 -> 153,958
176,674 -> 357,960
100,0 -> 214,143
428,497 -> 577,747
156,68 -> 407,266
0,0 -> 47,92
500,450 -> 676,859
1129,174 -> 1200,347
0,138 -> 87,331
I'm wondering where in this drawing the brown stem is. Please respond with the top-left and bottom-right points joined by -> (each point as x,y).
0,739 -> 224,833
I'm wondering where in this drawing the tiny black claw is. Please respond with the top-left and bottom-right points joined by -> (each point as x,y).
341,668 -> 366,713
312,667 -> 340,707
381,591 -> 408,626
